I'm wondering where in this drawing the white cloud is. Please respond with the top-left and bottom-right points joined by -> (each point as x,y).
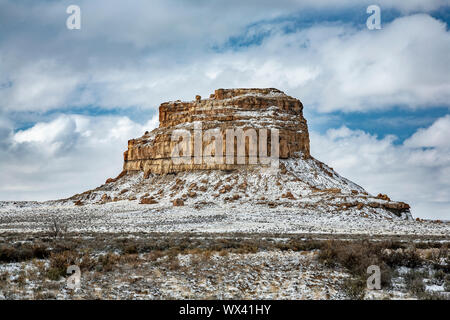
3,60 -> 82,111
1,9 -> 448,112
404,115 -> 450,149
310,115 -> 450,220
0,114 -> 158,201
2,1 -> 450,112
195,14 -> 450,112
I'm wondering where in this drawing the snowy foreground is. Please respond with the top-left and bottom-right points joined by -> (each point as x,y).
0,229 -> 448,300
0,200 -> 448,236
0,156 -> 432,235
0,200 -> 449,300
0,158 -> 448,300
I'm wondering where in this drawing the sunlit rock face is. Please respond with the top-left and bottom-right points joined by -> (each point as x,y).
75,88 -> 412,220
123,88 -> 310,175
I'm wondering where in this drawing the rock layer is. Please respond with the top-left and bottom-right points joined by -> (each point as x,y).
71,88 -> 412,219
123,88 -> 310,175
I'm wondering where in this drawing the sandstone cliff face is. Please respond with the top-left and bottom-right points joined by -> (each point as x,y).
123,88 -> 310,176
70,88 -> 412,220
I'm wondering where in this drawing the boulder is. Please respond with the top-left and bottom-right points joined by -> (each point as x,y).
173,199 -> 184,206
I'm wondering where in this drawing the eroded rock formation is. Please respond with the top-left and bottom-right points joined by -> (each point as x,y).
70,88 -> 412,220
123,88 -> 310,175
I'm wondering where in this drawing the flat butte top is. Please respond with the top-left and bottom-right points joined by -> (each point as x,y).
124,88 -> 311,175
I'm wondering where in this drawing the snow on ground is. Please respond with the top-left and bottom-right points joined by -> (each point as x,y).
0,199 -> 448,236
0,158 -> 446,236
0,250 -> 349,300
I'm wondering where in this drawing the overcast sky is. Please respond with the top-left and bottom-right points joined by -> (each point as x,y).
0,0 -> 449,219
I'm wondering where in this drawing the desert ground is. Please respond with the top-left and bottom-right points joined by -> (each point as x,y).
0,200 -> 448,300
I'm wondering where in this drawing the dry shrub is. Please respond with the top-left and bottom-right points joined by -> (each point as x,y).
167,255 -> 181,271
383,248 -> 422,268
218,249 -> 229,257
0,243 -> 49,263
233,244 -> 258,254
147,250 -> 165,262
189,253 -> 203,267
49,219 -> 68,238
98,253 -> 121,272
121,254 -> 140,264
47,250 -> 80,280
318,241 -> 393,288
445,276 -> 450,292
341,278 -> 366,300
201,250 -> 213,261
404,270 -> 447,299
278,239 -> 323,252
0,271 -> 9,289
122,244 -> 138,255
319,240 -> 449,298
405,270 -> 426,296
185,248 -> 202,255
438,244 -> 449,262
16,270 -> 27,287
46,249 -> 95,280
79,253 -> 96,271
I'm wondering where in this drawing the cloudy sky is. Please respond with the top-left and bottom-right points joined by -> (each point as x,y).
0,0 -> 449,219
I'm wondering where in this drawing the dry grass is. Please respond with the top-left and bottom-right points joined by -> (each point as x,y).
0,243 -> 49,263
1,232 -> 448,300
318,240 -> 449,299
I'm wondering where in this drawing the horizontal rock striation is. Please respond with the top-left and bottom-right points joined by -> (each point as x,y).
71,87 -> 413,219
124,88 -> 310,175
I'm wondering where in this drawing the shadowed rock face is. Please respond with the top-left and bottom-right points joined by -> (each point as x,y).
123,88 -> 310,176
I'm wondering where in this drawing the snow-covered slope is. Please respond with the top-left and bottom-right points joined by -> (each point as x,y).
0,88 -> 424,236
67,155 -> 412,221
2,155 -> 447,235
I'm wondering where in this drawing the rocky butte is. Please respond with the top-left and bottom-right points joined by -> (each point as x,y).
123,88 -> 309,176
71,88 -> 412,220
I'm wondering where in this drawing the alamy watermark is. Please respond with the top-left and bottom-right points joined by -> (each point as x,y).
171,123 -> 280,172
367,265 -> 381,290
66,265 -> 81,289
64,5 -> 381,32
66,5 -> 81,30
366,5 -> 381,30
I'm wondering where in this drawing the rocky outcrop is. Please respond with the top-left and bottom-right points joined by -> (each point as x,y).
72,88 -> 412,220
123,88 -> 310,176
